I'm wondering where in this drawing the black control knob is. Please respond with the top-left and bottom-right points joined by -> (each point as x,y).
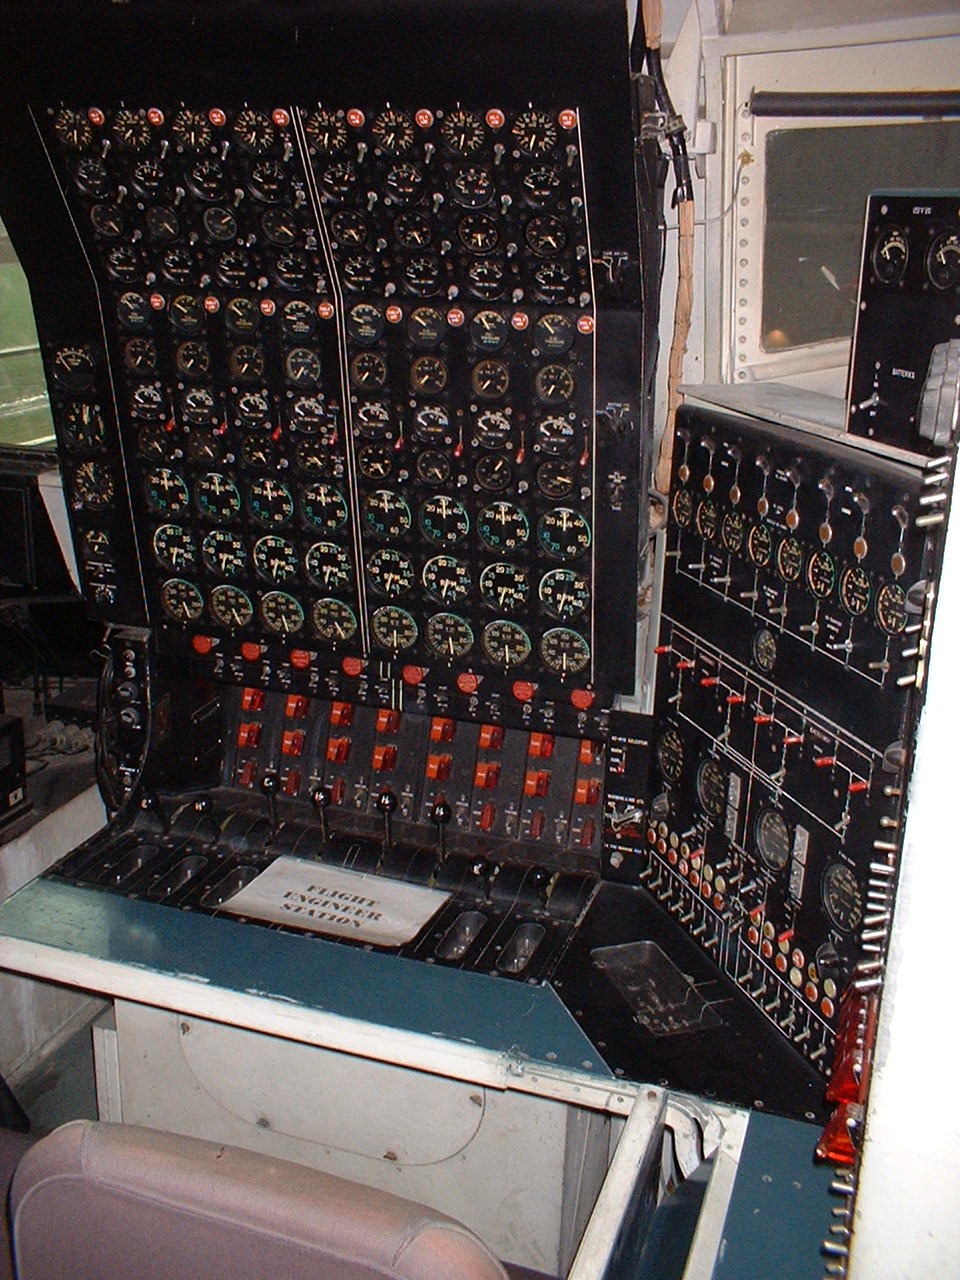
470,856 -> 492,899
528,865 -> 551,909
378,787 -> 398,853
431,795 -> 452,861
261,770 -> 279,833
309,783 -> 331,844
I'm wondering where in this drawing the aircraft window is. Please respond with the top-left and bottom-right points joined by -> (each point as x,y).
0,217 -> 54,448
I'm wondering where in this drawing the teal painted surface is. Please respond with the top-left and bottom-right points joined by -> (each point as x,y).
0,878 -> 610,1077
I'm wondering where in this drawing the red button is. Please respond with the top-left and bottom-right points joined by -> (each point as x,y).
326,737 -> 350,764
574,778 -> 600,806
512,680 -> 535,703
281,729 -> 305,757
237,722 -> 261,748
376,708 -> 401,734
473,761 -> 500,789
524,770 -> 550,798
456,671 -> 479,694
285,695 -> 308,720
372,744 -> 398,771
282,769 -> 301,798
342,656 -> 364,677
430,717 -> 455,742
529,809 -> 546,838
426,754 -> 452,781
478,801 -> 496,831
402,665 -> 424,685
241,688 -> 264,711
241,642 -> 262,662
570,688 -> 594,711
478,724 -> 504,750
192,635 -> 214,655
528,732 -> 555,759
330,701 -> 354,726
578,740 -> 596,765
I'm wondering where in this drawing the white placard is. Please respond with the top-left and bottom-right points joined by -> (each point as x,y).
220,857 -> 449,947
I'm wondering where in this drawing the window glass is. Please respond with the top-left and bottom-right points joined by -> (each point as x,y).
0,216 -> 54,447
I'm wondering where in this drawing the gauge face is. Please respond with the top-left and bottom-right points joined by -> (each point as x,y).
537,415 -> 575,455
748,523 -> 772,567
385,161 -> 423,202
194,472 -> 241,521
408,306 -> 445,348
217,248 -> 249,286
188,157 -> 227,201
655,726 -> 684,784
481,619 -> 532,668
144,467 -> 189,514
410,354 -> 448,395
132,385 -> 167,421
285,347 -> 322,386
54,109 -> 93,151
426,612 -> 475,660
289,395 -> 328,434
721,509 -> 745,553
821,861 -> 863,933
534,363 -> 575,405
260,590 -> 305,635
416,449 -> 451,484
168,293 -> 203,335
752,627 -> 777,672
532,262 -> 572,303
320,160 -> 358,200
474,408 -> 512,448
776,536 -> 803,583
106,245 -> 141,281
112,108 -> 151,150
350,351 -> 388,390
52,346 -> 96,392
312,598 -> 358,643
262,210 -> 301,249
404,253 -> 441,294
539,567 -> 589,619
186,426 -> 224,462
451,165 -> 494,209
229,343 -> 265,383
467,258 -> 505,299
363,489 -> 412,538
358,444 -> 393,478
241,434 -> 276,468
131,159 -> 163,197
472,358 -> 510,400
871,225 -> 908,284
423,555 -> 471,604
371,605 -> 418,652
926,229 -> 960,290
233,389 -> 270,427
202,529 -> 246,577
306,109 -> 348,153
247,159 -> 286,202
234,108 -> 275,153
479,561 -> 529,611
477,501 -> 529,551
696,500 -> 718,541
533,312 -> 575,354
696,757 -> 727,817
470,309 -> 509,351
72,460 -> 114,508
441,109 -> 485,155
755,807 -> 791,871
875,581 -> 907,634
302,482 -> 348,531
330,209 -> 368,247
176,341 -> 210,379
419,494 -> 469,544
475,453 -> 512,492
305,541 -> 351,590
203,205 -> 238,242
209,584 -> 254,630
160,577 -> 204,622
410,403 -> 449,443
224,296 -> 259,336
537,507 -> 591,559
367,548 -> 415,597
535,458 -> 575,498
393,211 -> 433,249
526,215 -> 567,257
90,204 -> 124,238
807,549 -> 836,599
172,109 -> 213,151
840,565 -> 871,616
355,400 -> 392,437
458,213 -> 500,254
273,250 -> 309,290
62,402 -> 105,450
540,627 -> 590,675
512,109 -> 558,155
253,535 -> 298,583
145,205 -> 179,242
372,108 -> 414,153
117,290 -> 152,331
522,163 -> 562,205
347,302 -> 384,345
280,300 -> 317,340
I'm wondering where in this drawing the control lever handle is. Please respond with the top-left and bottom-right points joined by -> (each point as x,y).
431,795 -> 452,862
377,787 -> 398,854
309,784 -> 331,845
261,770 -> 279,833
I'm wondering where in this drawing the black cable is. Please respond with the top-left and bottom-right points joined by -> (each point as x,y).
645,44 -> 694,206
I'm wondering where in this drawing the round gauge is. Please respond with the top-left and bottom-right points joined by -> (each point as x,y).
229,343 -> 265,383
217,248 -> 250,287
423,555 -> 471,603
748,523 -> 772,567
234,108 -> 275,153
294,439 -> 326,472
871,225 -> 908,285
537,507 -> 591,559
203,205 -> 238,242
339,253 -> 376,293
441,109 -> 485,155
533,312 -> 575,355
74,158 -> 113,198
52,346 -> 96,392
419,494 -> 469,544
347,302 -> 384,345
187,157 -> 227,201
821,861 -> 863,933
62,402 -> 105,451
355,400 -> 392,437
202,529 -> 247,578
137,423 -> 169,459
145,205 -> 179,242
357,444 -> 393,478
160,577 -> 204,622
131,158 -> 164,198
106,245 -> 141,281
876,582 -> 907,634
522,164 -> 562,206
413,403 -> 451,442
163,246 -> 195,283
312,598 -> 358,644
305,109 -> 348,153
170,293 -> 204,335
537,415 -> 576,456
512,109 -> 558,155
776,536 -> 803,583
260,208 -> 300,247
532,262 -> 572,303
223,296 -> 259,336
404,254 -> 442,295
124,337 -> 157,373
320,160 -> 358,201
329,209 -> 368,248
152,524 -> 197,572
372,108 -> 415,154
371,605 -> 418,652
539,567 -> 588,619
273,250 -> 310,290
671,487 -> 694,528
470,309 -> 509,351
926,229 -> 960,291
260,590 -> 305,635
144,467 -> 189,514
477,501 -> 529,551
90,204 -> 124,238
427,612 -> 475,660
209,584 -> 254,630
240,434 -> 276,468
247,159 -> 286,202
305,542 -> 352,591
194,472 -> 241,521
458,214 -> 500,254
232,390 -> 270,429
302,482 -> 348,531
111,108 -> 150,150
450,165 -> 494,209
755,807 -> 791,871
285,347 -> 322,386
656,725 -> 684,784
840,565 -> 871,616
176,341 -> 210,379
172,109 -> 213,150
393,211 -> 433,249
180,387 -> 218,426
696,757 -> 727,816
721,509 -> 745,553
540,627 -> 590,676
525,215 -> 566,256
288,395 -> 327,434
408,306 -> 446,348
367,548 -> 415,597
248,478 -> 295,527
475,453 -> 512,492
472,358 -> 510,400
410,354 -> 448,395
474,408 -> 512,448
752,627 -> 778,672
363,489 -> 412,538
252,534 -> 298,582
280,299 -> 317,340
479,561 -> 529,611
186,427 -> 224,463
72,460 -> 114,508
416,449 -> 451,484
695,500 -> 718,540
535,364 -> 575,405
384,162 -> 423,203
131,385 -> 167,421
54,109 -> 93,151
81,529 -> 111,561
807,549 -> 836,599
117,291 -> 152,331
350,351 -> 388,390
481,619 -> 532,668
467,258 -> 506,299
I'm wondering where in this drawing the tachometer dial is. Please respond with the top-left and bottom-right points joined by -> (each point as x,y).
202,529 -> 247,577
478,501 -> 529,551
240,435 -> 276,468
172,109 -> 212,151
441,109 -> 485,155
330,209 -> 368,247
312,598 -> 358,643
260,590 -> 305,635
305,541 -> 351,590
371,605 -> 418,652
234,108 -> 275,153
479,562 -> 529,611
144,467 -> 189,514
305,109 -> 348,153
91,204 -> 124,238
696,757 -> 728,816
536,459 -> 574,498
372,108 -> 415,154
137,423 -> 170,459
160,577 -> 204,621
423,555 -> 471,603
209,585 -> 254,630
367,548 -> 415,597
427,613 -> 475,660
252,534 -> 298,582
656,725 -> 684,784
123,337 -> 158,373
537,507 -> 590,559
186,426 -> 224,464
539,567 -> 588,619
481,619 -> 531,668
302,482 -> 348,531
512,109 -> 558,155
248,478 -> 295,527
53,109 -> 93,151
112,108 -> 151,150
152,524 -> 197,572
72,460 -> 114,508
540,627 -> 590,675
363,489 -> 412,538
194,472 -> 241,521
419,494 -> 469,544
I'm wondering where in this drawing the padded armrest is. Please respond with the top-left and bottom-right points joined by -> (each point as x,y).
11,1119 -> 511,1280
0,1127 -> 36,1280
